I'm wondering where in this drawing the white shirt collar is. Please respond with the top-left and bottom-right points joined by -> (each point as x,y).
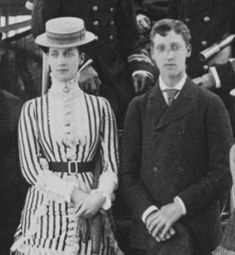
159,74 -> 187,92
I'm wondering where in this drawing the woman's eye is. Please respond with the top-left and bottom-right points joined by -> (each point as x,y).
50,52 -> 58,57
66,52 -> 74,57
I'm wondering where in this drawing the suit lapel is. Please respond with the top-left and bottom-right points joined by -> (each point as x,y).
155,78 -> 197,130
144,82 -> 168,132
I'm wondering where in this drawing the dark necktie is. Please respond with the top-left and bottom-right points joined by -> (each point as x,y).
164,89 -> 180,106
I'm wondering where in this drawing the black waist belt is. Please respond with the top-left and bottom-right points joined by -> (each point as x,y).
49,161 -> 94,174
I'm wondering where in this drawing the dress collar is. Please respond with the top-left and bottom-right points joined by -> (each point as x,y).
48,72 -> 83,97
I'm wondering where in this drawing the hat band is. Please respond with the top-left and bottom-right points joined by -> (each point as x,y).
46,28 -> 85,45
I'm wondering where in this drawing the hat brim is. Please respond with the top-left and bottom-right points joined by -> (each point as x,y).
35,31 -> 97,48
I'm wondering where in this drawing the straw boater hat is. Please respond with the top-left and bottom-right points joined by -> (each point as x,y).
35,17 -> 97,48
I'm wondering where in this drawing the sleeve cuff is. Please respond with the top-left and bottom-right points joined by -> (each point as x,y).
128,51 -> 153,65
90,189 -> 112,210
132,70 -> 154,79
142,205 -> 158,223
210,67 -> 221,89
25,1 -> 33,10
174,196 -> 187,215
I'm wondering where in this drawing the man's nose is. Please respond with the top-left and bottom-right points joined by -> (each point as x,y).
166,49 -> 174,58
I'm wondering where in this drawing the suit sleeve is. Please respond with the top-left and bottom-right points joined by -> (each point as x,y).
120,97 -> 155,220
177,95 -> 233,215
214,61 -> 235,94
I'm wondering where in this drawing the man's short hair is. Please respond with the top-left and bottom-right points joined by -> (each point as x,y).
150,18 -> 191,46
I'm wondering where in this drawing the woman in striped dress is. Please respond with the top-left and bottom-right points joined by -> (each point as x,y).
11,17 -> 123,255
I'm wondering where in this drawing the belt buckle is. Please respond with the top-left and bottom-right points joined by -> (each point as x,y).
68,161 -> 78,174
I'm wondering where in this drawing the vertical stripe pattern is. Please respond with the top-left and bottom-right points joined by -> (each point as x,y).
15,93 -> 122,255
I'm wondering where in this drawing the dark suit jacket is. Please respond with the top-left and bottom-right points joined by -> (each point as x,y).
120,78 -> 233,255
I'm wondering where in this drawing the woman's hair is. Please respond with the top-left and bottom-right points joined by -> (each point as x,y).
150,18 -> 192,46
41,45 -> 85,55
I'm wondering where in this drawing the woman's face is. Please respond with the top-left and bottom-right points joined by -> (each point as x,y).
48,47 -> 83,82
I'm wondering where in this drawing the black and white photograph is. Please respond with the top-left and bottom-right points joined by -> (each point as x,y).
0,1 -> 235,255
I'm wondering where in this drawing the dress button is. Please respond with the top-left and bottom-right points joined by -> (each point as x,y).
204,16 -> 210,22
92,5 -> 98,11
185,17 -> 190,23
201,40 -> 207,47
153,166 -> 158,172
110,7 -> 114,12
110,20 -> 114,26
109,35 -> 114,41
93,20 -> 99,26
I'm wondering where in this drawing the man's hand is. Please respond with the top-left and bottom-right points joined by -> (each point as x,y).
193,71 -> 216,90
146,200 -> 185,242
133,72 -> 154,94
78,65 -> 101,95
136,14 -> 151,33
146,210 -> 176,242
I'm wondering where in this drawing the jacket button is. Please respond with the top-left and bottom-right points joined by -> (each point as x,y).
92,5 -> 98,11
185,17 -> 190,23
178,129 -> 185,136
153,166 -> 158,172
204,16 -> 210,22
109,35 -> 114,41
110,7 -> 114,12
178,167 -> 184,175
201,40 -> 207,47
93,20 -> 99,26
110,20 -> 114,26
154,130 -> 160,135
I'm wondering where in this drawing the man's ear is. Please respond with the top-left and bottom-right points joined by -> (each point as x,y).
186,44 -> 192,58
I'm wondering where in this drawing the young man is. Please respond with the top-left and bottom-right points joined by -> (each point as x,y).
120,19 -> 233,255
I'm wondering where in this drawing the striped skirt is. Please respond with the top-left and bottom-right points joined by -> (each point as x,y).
11,187 -> 123,255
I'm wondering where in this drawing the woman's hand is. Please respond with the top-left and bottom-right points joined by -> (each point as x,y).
76,191 -> 105,218
71,188 -> 106,218
71,187 -> 89,204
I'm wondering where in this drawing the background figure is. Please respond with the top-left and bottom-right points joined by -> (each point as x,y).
31,0 -> 155,127
120,19 -> 233,255
168,0 -> 235,136
0,32 -> 28,254
212,144 -> 235,255
0,89 -> 27,254
168,0 -> 235,78
134,0 -> 169,35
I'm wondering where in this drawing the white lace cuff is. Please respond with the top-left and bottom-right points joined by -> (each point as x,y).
90,189 -> 112,210
95,170 -> 118,210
